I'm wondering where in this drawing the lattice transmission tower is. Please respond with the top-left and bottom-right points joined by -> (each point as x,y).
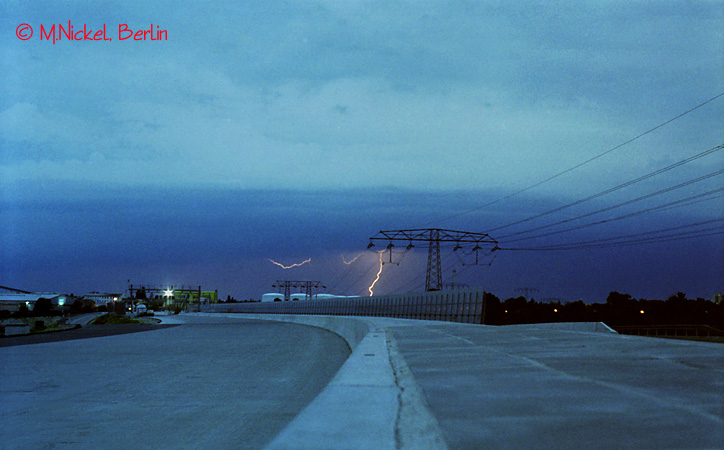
272,280 -> 326,301
368,228 -> 499,291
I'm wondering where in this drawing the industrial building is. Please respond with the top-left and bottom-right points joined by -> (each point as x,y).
0,286 -> 68,312
261,292 -> 344,302
83,292 -> 126,306
161,288 -> 218,304
127,284 -> 219,311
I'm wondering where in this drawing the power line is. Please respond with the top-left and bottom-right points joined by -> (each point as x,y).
646,191 -> 724,215
500,218 -> 724,250
338,254 -> 380,295
502,187 -> 724,243
390,251 -> 457,294
422,91 -> 724,227
498,168 -> 724,240
328,251 -> 371,292
488,143 -> 724,233
501,228 -> 724,251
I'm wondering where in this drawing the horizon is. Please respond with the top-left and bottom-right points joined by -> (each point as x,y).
2,1 -> 722,303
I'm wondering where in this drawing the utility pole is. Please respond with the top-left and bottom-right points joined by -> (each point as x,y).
369,228 -> 499,291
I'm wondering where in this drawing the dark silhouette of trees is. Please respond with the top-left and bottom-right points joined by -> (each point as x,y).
14,303 -> 30,317
33,298 -> 55,316
69,299 -> 84,314
480,291 -> 723,331
606,291 -> 634,307
113,300 -> 129,315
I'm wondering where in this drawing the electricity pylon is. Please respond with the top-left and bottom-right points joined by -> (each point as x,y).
272,280 -> 325,301
368,229 -> 499,291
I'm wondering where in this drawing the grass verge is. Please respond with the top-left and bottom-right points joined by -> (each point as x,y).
90,314 -> 142,325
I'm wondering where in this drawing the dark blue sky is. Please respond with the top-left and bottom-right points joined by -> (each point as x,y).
2,180 -> 722,302
1,1 -> 722,302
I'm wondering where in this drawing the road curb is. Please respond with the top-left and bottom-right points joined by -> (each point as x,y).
192,313 -> 449,450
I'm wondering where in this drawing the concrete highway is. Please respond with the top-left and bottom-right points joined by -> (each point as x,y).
0,315 -> 350,450
3,313 -> 722,449
391,322 -> 724,450
210,314 -> 724,450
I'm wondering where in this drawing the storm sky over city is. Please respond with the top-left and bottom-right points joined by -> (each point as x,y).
1,1 -> 722,302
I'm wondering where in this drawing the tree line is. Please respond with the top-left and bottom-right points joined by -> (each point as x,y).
482,291 -> 723,329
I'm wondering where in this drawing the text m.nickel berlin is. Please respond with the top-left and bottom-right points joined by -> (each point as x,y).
39,22 -> 167,43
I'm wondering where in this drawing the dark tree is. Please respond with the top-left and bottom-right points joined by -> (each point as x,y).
33,297 -> 54,316
69,299 -> 84,314
606,291 -> 633,306
113,300 -> 128,315
666,292 -> 688,304
15,303 -> 30,317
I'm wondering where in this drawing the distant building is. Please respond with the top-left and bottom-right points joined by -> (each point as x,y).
160,288 -> 218,306
262,293 -> 284,302
83,292 -> 125,306
0,292 -> 68,312
127,284 -> 219,311
261,292 -> 346,302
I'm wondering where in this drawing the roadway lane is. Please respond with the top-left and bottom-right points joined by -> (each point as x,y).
389,323 -> 724,450
0,315 -> 350,450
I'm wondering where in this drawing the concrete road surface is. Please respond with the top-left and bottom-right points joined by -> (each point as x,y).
390,323 -> 724,450
0,315 -> 350,450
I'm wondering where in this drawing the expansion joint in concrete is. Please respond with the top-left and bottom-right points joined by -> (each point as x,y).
384,329 -> 404,450
384,327 -> 450,450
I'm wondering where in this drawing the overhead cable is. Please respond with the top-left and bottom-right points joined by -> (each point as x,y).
500,218 -> 724,250
501,229 -> 724,251
502,187 -> 724,243
498,168 -> 724,240
424,91 -> 724,226
488,143 -> 724,233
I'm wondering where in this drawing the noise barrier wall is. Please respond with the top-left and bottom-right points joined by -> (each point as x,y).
202,287 -> 489,324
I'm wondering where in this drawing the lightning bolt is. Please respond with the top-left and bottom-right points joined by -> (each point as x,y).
268,258 -> 312,269
368,250 -> 385,296
342,252 -> 364,265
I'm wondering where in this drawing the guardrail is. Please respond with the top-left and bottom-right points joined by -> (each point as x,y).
202,287 -> 489,324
